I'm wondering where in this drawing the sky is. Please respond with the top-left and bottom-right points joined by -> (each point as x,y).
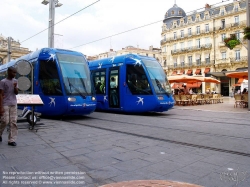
0,0 -> 232,56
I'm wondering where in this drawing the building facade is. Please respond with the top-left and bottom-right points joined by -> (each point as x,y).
161,0 -> 248,96
0,34 -> 30,65
87,46 -> 162,62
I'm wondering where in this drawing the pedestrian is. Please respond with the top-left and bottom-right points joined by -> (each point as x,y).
110,77 -> 118,106
0,67 -> 19,146
110,77 -> 117,88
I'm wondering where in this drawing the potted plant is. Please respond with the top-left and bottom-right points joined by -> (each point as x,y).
224,34 -> 240,50
243,26 -> 250,40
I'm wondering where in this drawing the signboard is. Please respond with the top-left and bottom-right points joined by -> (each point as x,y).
17,94 -> 44,105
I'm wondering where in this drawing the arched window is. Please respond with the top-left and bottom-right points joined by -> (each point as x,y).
171,10 -> 174,15
179,10 -> 182,15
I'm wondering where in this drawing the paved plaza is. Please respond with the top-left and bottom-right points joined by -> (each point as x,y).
0,97 -> 250,187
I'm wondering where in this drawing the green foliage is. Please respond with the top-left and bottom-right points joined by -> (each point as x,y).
224,34 -> 240,50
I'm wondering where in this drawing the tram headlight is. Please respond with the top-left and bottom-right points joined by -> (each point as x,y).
68,97 -> 76,102
157,96 -> 164,100
91,97 -> 96,101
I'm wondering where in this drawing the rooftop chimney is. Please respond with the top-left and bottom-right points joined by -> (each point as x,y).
205,3 -> 211,10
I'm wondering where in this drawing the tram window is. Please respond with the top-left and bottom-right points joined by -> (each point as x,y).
92,70 -> 106,94
126,65 -> 152,95
39,60 -> 63,95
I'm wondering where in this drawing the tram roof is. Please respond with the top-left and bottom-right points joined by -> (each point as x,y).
0,48 -> 84,72
89,54 -> 157,68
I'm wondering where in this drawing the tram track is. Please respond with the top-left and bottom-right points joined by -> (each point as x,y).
88,116 -> 250,140
64,115 -> 250,158
135,112 -> 250,127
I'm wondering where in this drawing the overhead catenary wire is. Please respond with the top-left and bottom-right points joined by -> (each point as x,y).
69,0 -> 230,50
20,0 -> 100,44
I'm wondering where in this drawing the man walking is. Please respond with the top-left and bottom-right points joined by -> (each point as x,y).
0,67 -> 19,146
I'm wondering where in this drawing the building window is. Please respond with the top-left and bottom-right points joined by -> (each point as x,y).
188,56 -> 192,65
180,30 -> 184,38
181,61 -> 185,67
153,54 -> 155,58
174,62 -> 177,67
173,44 -> 177,52
196,26 -> 200,34
221,33 -> 226,42
234,5 -> 239,12
188,40 -> 192,49
164,60 -> 167,66
234,16 -> 239,25
221,52 -> 226,60
179,10 -> 182,15
235,50 -> 240,60
205,55 -> 210,64
205,14 -> 209,20
171,10 -> 174,15
196,39 -> 201,48
205,24 -> 209,32
220,9 -> 224,15
173,32 -> 177,39
196,58 -> 201,66
221,19 -> 225,29
188,28 -> 192,36
180,42 -> 184,50
235,31 -> 240,40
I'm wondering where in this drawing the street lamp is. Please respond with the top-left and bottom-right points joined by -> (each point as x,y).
41,0 -> 63,48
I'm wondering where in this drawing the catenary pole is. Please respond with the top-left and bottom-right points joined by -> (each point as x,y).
48,0 -> 55,48
7,37 -> 12,62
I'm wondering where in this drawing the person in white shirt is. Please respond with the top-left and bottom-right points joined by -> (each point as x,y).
189,88 -> 193,94
110,77 -> 116,88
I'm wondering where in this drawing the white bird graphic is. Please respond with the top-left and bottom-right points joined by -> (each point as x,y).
98,62 -> 102,69
130,58 -> 142,66
47,53 -> 56,62
136,97 -> 144,105
109,56 -> 115,63
104,95 -> 108,102
48,97 -> 56,107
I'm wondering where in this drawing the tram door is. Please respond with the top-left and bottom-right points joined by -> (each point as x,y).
109,68 -> 120,108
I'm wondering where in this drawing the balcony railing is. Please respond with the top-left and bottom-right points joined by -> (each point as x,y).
167,60 -> 214,69
230,56 -> 247,63
214,20 -> 246,31
171,43 -> 212,54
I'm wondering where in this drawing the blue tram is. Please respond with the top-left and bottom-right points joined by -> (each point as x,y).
89,54 -> 174,113
0,48 -> 96,116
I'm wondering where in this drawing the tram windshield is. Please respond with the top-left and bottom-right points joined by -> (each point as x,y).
143,59 -> 172,95
57,53 -> 94,96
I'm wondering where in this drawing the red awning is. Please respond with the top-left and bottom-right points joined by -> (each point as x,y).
186,69 -> 192,75
237,78 -> 244,84
195,69 -> 201,75
187,82 -> 202,88
204,68 -> 210,74
172,83 -> 184,89
171,71 -> 177,76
